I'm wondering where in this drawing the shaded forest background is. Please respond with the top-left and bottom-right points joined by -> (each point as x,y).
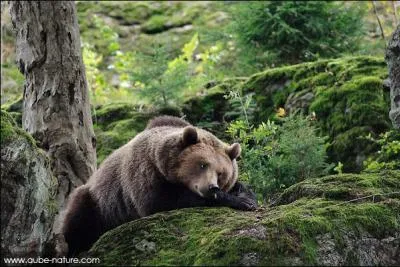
2,1 -> 398,105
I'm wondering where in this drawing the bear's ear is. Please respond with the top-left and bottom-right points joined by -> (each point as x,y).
182,126 -> 198,147
226,143 -> 241,160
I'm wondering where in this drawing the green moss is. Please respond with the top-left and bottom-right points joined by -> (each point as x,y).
108,2 -> 153,24
86,171 -> 400,265
0,64 -> 25,103
1,110 -> 15,143
94,116 -> 144,165
89,208 -> 267,266
94,102 -> 138,128
1,97 -> 23,126
329,127 -> 377,171
234,56 -> 391,172
270,198 -> 399,265
0,109 -> 35,147
182,90 -> 230,138
77,1 -> 153,27
265,170 -> 400,264
276,171 -> 400,205
142,15 -> 170,34
75,1 -> 215,57
1,96 -> 23,113
93,103 -> 183,165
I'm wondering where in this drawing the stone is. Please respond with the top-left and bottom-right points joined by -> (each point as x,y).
1,111 -> 57,257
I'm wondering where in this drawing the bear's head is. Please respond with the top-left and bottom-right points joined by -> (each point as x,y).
174,126 -> 241,198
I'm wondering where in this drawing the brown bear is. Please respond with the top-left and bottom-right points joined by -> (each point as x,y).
62,116 -> 257,256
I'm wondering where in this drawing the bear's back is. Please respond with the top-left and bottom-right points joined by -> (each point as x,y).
146,115 -> 190,129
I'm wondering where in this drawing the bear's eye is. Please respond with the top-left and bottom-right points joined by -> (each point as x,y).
200,163 -> 208,169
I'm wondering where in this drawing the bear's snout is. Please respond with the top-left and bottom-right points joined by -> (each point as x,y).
209,184 -> 219,191
205,184 -> 220,199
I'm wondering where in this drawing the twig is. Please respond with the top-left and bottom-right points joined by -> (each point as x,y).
238,91 -> 250,128
372,1 -> 387,46
392,1 -> 398,26
330,191 -> 400,207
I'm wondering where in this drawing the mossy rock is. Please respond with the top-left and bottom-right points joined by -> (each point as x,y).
1,97 -> 23,127
181,78 -> 248,139
1,96 -> 23,113
86,171 -> 400,266
188,56 -> 391,172
183,88 -> 227,128
275,170 -> 400,205
94,113 -> 152,165
245,56 -> 390,172
93,102 -> 138,128
1,110 -> 57,257
76,1 -> 224,58
1,109 -> 34,146
93,103 -> 183,165
142,15 -> 174,34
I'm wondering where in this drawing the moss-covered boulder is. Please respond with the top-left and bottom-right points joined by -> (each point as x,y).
182,85 -> 232,139
93,103 -> 182,165
76,1 -> 226,59
1,110 -> 57,257
185,56 -> 391,172
244,56 -> 391,172
1,96 -> 23,126
86,171 -> 399,266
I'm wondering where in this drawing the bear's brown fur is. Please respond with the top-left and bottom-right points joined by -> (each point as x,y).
62,116 -> 257,255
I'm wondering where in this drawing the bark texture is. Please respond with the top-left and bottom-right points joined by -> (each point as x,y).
10,1 -> 96,234
386,25 -> 400,128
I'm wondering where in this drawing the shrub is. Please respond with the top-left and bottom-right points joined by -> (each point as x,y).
229,1 -> 365,67
363,130 -> 400,172
227,114 -> 332,200
112,33 -> 216,107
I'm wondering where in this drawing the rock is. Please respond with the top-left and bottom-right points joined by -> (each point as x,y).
183,56 -> 391,172
172,24 -> 194,33
240,252 -> 260,266
274,171 -> 399,205
385,25 -> 400,129
317,231 -> 400,266
134,240 -> 156,253
0,110 -> 57,257
232,56 -> 391,172
284,91 -> 314,113
235,225 -> 266,240
86,170 -> 400,266
93,103 -> 183,165
316,234 -> 344,266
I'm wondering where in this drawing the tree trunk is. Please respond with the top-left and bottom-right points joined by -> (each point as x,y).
371,1 -> 386,44
385,25 -> 400,128
10,1 -> 97,241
